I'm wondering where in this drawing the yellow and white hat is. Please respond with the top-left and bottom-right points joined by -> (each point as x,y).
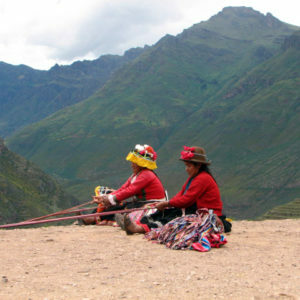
126,144 -> 157,170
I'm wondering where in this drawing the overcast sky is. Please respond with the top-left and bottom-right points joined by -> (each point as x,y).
0,0 -> 299,70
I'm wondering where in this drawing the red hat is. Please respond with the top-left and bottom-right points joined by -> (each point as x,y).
180,146 -> 211,165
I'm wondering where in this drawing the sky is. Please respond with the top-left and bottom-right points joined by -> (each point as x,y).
0,0 -> 299,70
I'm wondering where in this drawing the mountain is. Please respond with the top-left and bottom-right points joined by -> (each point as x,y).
260,198 -> 300,219
0,138 -> 78,224
6,7 -> 300,219
0,47 -> 145,137
158,33 -> 300,218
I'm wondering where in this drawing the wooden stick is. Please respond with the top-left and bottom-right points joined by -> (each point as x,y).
23,200 -> 94,222
0,207 -> 149,229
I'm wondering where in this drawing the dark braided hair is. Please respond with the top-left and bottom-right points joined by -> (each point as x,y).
191,162 -> 217,184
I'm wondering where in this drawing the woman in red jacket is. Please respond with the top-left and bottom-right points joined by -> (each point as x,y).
158,146 -> 222,215
91,144 -> 166,226
124,146 -> 231,234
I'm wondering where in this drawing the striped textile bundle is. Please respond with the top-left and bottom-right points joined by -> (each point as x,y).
145,209 -> 227,251
127,206 -> 157,223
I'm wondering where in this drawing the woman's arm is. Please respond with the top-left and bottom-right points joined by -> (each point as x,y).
155,201 -> 170,211
114,170 -> 153,201
154,181 -> 187,211
169,175 -> 206,208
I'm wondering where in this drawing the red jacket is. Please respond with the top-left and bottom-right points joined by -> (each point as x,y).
169,172 -> 223,216
113,169 -> 165,202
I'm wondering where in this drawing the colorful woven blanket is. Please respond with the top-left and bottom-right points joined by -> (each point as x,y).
144,209 -> 227,252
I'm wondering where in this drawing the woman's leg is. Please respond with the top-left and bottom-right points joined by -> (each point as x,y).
80,215 -> 98,225
80,203 -> 126,225
115,213 -> 125,230
123,215 -> 145,234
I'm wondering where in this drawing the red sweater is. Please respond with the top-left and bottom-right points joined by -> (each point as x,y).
169,172 -> 223,216
113,169 -> 165,202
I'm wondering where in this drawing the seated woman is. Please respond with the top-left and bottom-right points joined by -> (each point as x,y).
124,145 -> 231,234
87,144 -> 166,226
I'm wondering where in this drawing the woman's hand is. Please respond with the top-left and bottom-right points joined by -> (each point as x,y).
155,201 -> 170,211
93,195 -> 102,204
93,195 -> 112,207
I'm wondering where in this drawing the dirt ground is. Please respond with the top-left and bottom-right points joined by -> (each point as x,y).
0,219 -> 299,300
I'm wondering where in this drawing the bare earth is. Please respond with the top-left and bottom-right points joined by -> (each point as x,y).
0,219 -> 299,300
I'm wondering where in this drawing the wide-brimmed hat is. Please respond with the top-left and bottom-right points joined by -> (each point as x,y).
126,144 -> 157,170
179,146 -> 211,165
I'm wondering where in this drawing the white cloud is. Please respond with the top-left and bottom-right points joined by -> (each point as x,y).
0,0 -> 299,70
39,0 -> 183,61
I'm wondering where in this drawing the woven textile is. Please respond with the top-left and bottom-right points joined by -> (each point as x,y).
144,209 -> 227,251
127,206 -> 157,223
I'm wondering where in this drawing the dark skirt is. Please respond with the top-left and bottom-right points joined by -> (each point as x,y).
140,203 -> 198,230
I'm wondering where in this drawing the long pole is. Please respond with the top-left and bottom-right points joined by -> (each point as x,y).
0,207 -> 149,229
19,206 -> 97,224
23,200 -> 94,222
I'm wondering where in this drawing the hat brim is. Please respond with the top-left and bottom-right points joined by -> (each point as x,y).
179,158 -> 211,165
126,152 -> 157,170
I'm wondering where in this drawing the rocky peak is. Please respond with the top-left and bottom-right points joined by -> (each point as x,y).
265,12 -> 283,28
211,6 -> 283,28
215,6 -> 264,20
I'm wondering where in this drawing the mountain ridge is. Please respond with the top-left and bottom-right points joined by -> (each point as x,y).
0,47 -> 146,137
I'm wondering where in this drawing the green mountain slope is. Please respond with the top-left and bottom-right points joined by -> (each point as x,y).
0,47 -> 145,137
7,7 -> 300,219
158,43 -> 300,219
0,138 -> 78,224
259,198 -> 300,219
